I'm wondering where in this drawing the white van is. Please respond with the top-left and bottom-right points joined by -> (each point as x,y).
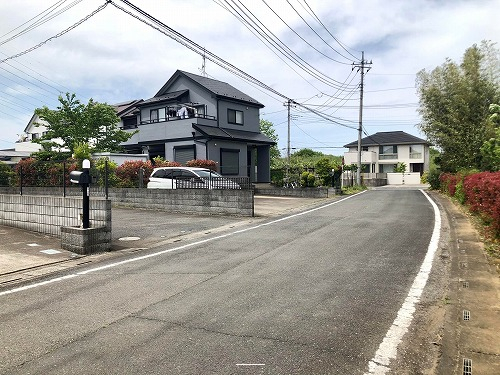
147,167 -> 240,189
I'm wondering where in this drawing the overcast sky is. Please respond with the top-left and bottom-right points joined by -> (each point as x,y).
0,0 -> 498,155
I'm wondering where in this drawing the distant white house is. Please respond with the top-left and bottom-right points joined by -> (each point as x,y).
343,131 -> 430,185
15,113 -> 47,153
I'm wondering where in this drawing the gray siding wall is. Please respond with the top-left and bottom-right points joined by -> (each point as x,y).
167,76 -> 218,117
217,100 -> 260,132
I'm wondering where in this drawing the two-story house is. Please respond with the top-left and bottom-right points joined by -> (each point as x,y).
343,131 -> 430,185
117,70 -> 275,183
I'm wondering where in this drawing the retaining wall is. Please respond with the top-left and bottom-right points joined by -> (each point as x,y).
107,188 -> 254,216
0,194 -> 111,237
254,186 -> 329,198
0,187 -> 254,217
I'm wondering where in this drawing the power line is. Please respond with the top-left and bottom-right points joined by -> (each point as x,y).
302,0 -> 360,60
216,0 -> 357,90
0,1 -> 109,64
0,0 -> 84,47
286,0 -> 354,63
212,0 -> 326,94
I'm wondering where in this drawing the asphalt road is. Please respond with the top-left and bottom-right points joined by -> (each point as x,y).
0,188 -> 437,374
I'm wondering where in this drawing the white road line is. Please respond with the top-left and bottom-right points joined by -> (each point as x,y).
364,189 -> 441,374
236,364 -> 265,366
0,191 -> 365,297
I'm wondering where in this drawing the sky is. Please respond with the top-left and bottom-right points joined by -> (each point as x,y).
0,0 -> 498,156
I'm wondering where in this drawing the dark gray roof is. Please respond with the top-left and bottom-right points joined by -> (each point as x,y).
343,131 -> 429,148
193,124 -> 275,145
139,90 -> 188,106
156,70 -> 264,108
113,99 -> 143,117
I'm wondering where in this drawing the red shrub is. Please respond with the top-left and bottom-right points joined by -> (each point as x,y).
185,159 -> 218,171
115,160 -> 154,187
153,160 -> 182,168
464,172 -> 500,237
439,173 -> 459,196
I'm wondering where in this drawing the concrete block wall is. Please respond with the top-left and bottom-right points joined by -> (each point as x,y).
253,186 -> 329,198
0,187 -> 254,217
107,188 -> 254,216
0,194 -> 111,237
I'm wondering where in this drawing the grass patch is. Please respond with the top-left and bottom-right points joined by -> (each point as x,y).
342,185 -> 367,195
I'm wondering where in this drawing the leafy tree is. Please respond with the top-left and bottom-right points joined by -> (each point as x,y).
292,148 -> 322,158
394,162 -> 407,173
480,103 -> 500,171
259,119 -> 280,166
0,162 -> 14,186
34,93 -> 136,154
416,41 -> 500,172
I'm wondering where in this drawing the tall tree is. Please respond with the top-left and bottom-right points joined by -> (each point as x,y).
480,103 -> 500,171
34,93 -> 135,154
416,41 -> 499,172
259,119 -> 280,165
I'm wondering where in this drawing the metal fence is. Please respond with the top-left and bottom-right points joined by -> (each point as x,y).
0,160 -> 251,197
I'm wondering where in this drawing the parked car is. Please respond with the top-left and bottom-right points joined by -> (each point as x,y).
147,167 -> 241,189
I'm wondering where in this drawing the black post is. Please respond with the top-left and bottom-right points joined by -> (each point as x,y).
63,162 -> 66,197
82,161 -> 90,229
105,159 -> 109,199
19,165 -> 23,195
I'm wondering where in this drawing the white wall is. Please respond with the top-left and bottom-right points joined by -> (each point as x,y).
386,172 -> 421,185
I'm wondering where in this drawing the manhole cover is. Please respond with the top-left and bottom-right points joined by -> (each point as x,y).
118,237 -> 141,241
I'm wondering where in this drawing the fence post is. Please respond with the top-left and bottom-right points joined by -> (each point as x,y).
105,159 -> 109,199
138,167 -> 144,189
19,165 -> 23,195
63,161 -> 66,197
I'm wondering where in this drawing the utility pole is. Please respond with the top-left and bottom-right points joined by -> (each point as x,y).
352,51 -> 372,185
283,99 -> 292,183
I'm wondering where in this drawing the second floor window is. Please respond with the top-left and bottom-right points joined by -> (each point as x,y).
228,109 -> 244,125
379,145 -> 397,160
410,145 -> 423,159
150,109 -> 159,122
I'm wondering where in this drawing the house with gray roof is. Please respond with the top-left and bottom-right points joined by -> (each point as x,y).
343,131 -> 430,185
119,70 -> 275,183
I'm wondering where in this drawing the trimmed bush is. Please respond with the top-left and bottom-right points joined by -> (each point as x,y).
463,172 -> 500,237
186,159 -> 217,171
115,160 -> 154,187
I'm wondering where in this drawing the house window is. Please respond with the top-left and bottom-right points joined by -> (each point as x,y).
227,109 -> 244,125
123,117 -> 137,129
174,145 -> 196,165
409,145 -> 423,159
220,148 -> 240,175
150,109 -> 159,123
379,164 -> 396,173
379,145 -> 397,160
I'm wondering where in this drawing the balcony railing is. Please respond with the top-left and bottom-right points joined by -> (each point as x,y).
379,153 -> 398,160
139,113 -> 216,125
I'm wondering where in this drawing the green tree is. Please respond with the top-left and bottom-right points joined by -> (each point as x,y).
480,103 -> 500,171
34,93 -> 136,154
394,162 -> 407,173
259,119 -> 280,166
292,148 -> 322,158
0,161 -> 14,186
416,41 -> 500,172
